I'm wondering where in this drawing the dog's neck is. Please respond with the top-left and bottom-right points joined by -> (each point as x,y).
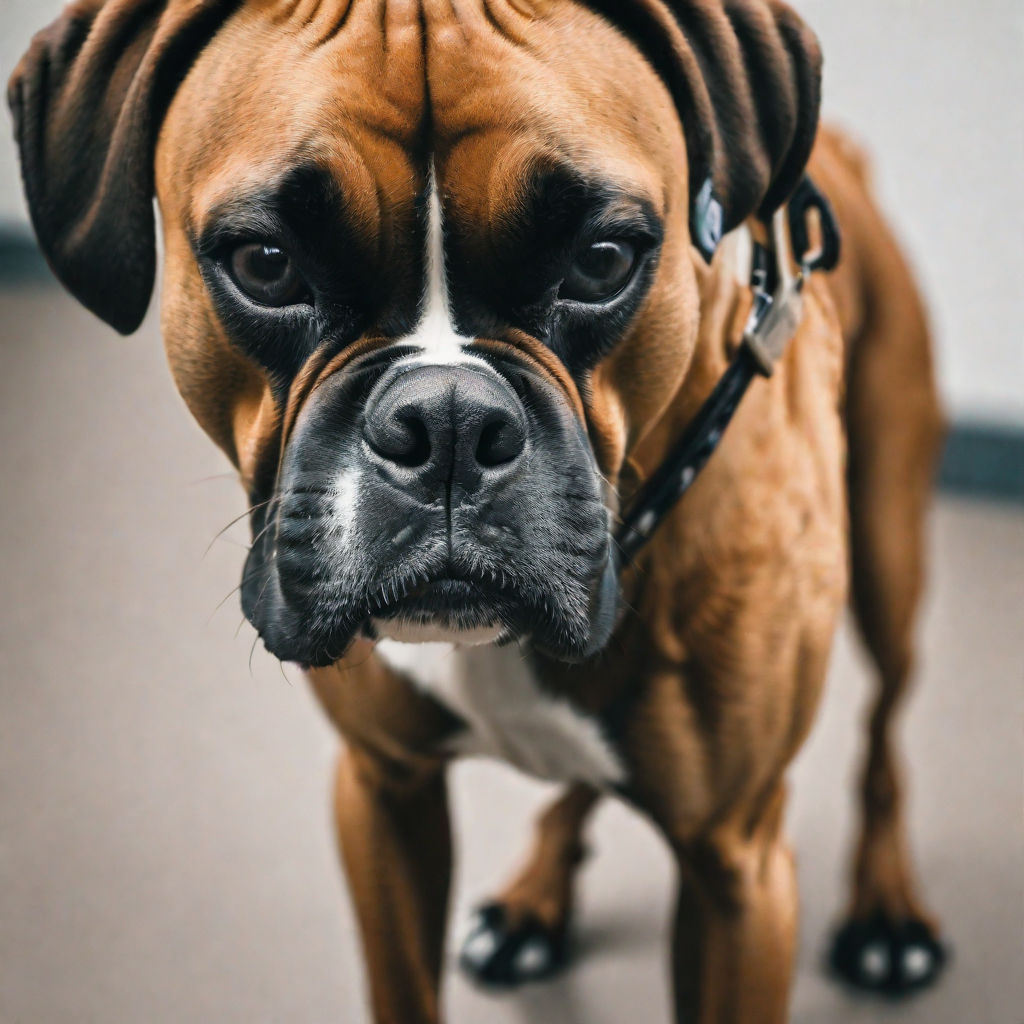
618,228 -> 754,505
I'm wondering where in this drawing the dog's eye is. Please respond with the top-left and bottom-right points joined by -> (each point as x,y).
559,240 -> 638,304
229,243 -> 309,307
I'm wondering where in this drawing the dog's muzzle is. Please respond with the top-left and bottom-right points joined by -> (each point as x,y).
241,352 -> 619,666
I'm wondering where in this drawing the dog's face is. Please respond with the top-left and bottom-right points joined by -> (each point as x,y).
10,0 -> 822,666
156,1 -> 695,664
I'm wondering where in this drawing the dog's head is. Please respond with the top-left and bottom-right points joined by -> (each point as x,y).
10,0 -> 821,665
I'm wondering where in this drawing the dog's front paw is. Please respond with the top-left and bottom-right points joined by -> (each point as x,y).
458,903 -> 568,988
829,912 -> 948,996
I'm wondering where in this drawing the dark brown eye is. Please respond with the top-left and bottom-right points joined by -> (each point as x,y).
559,240 -> 638,304
229,243 -> 308,307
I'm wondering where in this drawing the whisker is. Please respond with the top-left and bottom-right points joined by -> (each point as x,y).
217,537 -> 251,551
203,497 -> 274,561
186,472 -> 238,487
247,511 -> 279,554
207,585 -> 243,624
277,659 -> 293,687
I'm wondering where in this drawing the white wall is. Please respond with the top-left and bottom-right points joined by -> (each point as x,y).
1,0 -> 1021,423
1,0 -> 64,227
799,0 -> 1024,425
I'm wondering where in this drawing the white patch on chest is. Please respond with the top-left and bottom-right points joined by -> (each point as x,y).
375,640 -> 625,787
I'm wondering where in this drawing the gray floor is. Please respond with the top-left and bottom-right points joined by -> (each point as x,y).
1,281 -> 1022,1024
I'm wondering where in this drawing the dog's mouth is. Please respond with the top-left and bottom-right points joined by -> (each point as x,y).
243,525 -> 618,666
366,570 -> 523,644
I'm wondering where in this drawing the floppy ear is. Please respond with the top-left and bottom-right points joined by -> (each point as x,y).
7,0 -> 238,334
590,0 -> 823,260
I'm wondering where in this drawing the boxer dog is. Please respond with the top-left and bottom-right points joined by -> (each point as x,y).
10,1 -> 948,1020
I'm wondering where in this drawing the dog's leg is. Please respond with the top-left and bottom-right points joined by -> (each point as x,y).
459,783 -> 600,987
334,746 -> 452,1024
669,786 -> 797,1024
831,235 -> 948,996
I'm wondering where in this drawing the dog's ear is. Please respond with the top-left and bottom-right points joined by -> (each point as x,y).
7,0 -> 237,334
591,0 -> 823,260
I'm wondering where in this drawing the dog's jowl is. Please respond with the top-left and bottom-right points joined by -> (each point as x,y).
10,0 -> 948,1020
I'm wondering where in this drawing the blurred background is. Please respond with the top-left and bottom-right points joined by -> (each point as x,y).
1,2 -> 1021,1023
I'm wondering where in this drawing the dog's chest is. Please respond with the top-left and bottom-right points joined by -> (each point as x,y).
375,641 -> 624,786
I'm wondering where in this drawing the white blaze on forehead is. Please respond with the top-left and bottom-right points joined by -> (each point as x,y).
322,168 -> 505,555
407,163 -> 470,363
403,162 -> 498,377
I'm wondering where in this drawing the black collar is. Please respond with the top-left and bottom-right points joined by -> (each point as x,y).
614,176 -> 841,565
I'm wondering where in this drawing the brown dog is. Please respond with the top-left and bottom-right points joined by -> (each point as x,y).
10,1 -> 947,1020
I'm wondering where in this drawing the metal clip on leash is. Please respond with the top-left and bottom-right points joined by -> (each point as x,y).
745,176 -> 842,376
614,176 -> 841,565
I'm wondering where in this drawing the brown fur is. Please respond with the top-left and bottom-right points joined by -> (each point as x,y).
9,1 -> 945,1020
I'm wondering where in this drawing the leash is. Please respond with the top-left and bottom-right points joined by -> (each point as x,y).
614,176 -> 841,565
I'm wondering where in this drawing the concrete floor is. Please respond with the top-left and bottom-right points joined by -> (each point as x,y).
0,281 -> 1021,1023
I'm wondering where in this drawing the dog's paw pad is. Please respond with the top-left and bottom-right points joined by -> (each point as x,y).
829,913 -> 948,996
459,903 -> 567,988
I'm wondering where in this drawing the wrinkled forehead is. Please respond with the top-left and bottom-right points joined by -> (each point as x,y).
156,0 -> 683,231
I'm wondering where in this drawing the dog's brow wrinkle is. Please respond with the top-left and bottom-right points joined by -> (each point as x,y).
506,0 -> 536,16
384,0 -> 424,51
309,0 -> 356,44
422,0 -> 532,42
479,0 -> 536,39
269,0 -> 305,25
288,0 -> 328,28
479,0 -> 504,34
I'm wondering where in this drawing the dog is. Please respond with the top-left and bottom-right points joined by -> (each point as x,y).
9,1 -> 948,1020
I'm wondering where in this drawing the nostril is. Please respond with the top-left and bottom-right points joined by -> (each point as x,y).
368,412 -> 432,468
476,416 -> 525,468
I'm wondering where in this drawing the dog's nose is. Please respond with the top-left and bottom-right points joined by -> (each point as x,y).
364,364 -> 526,489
